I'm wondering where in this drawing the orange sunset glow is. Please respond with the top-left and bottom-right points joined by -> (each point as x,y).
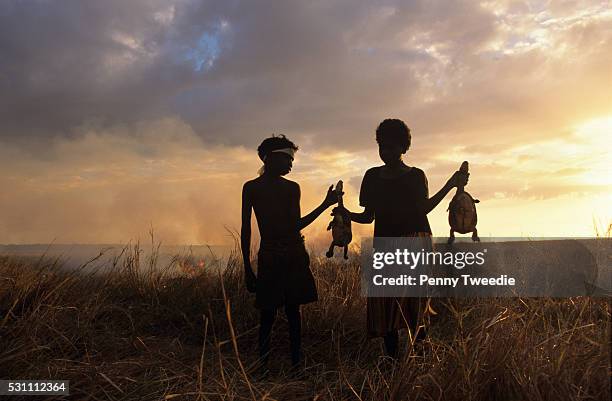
0,0 -> 610,246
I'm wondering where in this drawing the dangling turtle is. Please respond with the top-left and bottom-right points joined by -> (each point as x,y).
326,180 -> 352,259
448,161 -> 480,245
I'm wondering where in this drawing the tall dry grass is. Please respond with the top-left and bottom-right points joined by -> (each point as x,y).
0,237 -> 609,401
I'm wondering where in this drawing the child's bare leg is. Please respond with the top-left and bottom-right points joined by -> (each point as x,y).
259,308 -> 277,365
285,304 -> 301,366
326,243 -> 335,258
383,330 -> 399,358
408,297 -> 427,343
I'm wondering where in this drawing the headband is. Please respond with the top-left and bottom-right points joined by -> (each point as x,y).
258,148 -> 296,175
262,148 -> 295,161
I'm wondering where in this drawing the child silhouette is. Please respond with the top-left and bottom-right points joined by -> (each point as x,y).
345,119 -> 468,357
241,135 -> 339,370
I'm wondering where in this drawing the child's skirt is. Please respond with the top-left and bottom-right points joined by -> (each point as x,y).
255,236 -> 318,309
366,232 -> 433,338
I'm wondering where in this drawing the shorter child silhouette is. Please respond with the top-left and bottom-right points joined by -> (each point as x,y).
241,135 -> 339,369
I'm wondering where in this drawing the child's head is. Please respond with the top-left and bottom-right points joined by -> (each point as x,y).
375,119 -> 411,165
257,134 -> 299,176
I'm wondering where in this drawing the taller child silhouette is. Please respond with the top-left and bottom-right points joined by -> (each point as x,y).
345,119 -> 468,357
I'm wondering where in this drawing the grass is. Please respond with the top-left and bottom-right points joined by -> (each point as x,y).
0,237 -> 610,401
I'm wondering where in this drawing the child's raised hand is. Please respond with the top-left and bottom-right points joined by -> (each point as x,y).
446,170 -> 469,189
323,184 -> 343,207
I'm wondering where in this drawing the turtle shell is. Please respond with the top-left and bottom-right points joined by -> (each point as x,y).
448,191 -> 478,233
331,208 -> 352,245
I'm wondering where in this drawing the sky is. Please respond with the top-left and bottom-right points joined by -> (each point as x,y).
0,0 -> 610,246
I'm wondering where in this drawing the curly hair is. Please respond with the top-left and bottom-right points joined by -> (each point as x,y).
375,119 -> 411,151
257,134 -> 299,161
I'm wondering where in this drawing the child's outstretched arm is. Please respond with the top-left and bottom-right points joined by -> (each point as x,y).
421,170 -> 469,214
241,182 -> 256,293
346,169 -> 374,224
297,185 -> 339,230
348,207 -> 374,224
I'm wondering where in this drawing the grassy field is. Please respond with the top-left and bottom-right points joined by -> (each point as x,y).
0,240 -> 610,401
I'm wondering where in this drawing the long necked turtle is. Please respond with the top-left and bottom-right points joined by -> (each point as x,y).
448,161 -> 480,244
326,180 -> 352,259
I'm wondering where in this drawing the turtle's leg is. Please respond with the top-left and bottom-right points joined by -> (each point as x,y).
448,229 -> 455,245
343,245 -> 348,260
472,228 -> 480,242
326,242 -> 335,258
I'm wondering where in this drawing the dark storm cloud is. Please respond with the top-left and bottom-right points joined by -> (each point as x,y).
3,0 -> 610,151
171,0 -> 501,147
0,0 -> 220,144
0,0 -> 503,149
